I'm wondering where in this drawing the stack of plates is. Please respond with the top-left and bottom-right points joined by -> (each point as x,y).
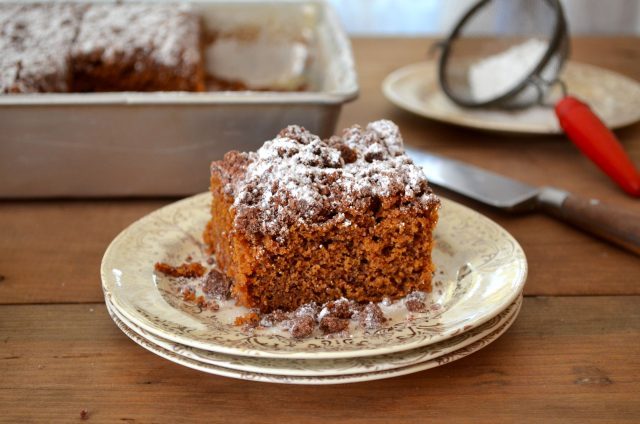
101,193 -> 527,385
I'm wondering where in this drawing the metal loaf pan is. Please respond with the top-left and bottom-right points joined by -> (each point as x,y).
0,0 -> 358,197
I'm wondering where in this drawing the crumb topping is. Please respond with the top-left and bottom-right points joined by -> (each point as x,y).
319,316 -> 349,335
405,291 -> 429,313
318,297 -> 354,321
259,309 -> 288,328
289,315 -> 315,339
202,269 -> 232,300
357,302 -> 387,330
216,120 -> 439,243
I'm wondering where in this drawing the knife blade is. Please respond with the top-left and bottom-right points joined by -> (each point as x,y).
407,148 -> 540,212
406,147 -> 640,255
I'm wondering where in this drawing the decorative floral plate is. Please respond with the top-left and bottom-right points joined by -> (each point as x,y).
106,294 -> 521,385
107,293 -> 521,377
101,192 -> 527,359
383,61 -> 640,134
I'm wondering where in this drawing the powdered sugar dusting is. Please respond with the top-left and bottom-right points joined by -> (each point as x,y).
73,3 -> 200,73
0,3 -> 82,93
222,120 -> 439,242
1,3 -> 201,92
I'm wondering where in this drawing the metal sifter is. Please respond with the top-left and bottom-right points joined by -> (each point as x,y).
436,0 -> 640,196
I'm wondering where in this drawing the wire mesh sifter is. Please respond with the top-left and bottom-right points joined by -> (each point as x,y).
436,0 -> 640,196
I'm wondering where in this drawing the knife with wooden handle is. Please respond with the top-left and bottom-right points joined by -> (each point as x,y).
407,148 -> 640,255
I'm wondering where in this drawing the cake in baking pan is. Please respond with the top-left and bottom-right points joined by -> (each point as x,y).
0,3 -> 84,93
0,2 -> 312,93
72,3 -> 205,92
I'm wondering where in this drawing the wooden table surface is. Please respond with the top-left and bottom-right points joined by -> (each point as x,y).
1,37 -> 639,423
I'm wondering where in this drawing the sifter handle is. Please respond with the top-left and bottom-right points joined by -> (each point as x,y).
555,96 -> 640,197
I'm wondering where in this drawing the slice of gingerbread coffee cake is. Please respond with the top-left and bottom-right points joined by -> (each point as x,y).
204,120 -> 440,313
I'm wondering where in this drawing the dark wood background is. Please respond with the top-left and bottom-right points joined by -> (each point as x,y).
1,37 -> 639,423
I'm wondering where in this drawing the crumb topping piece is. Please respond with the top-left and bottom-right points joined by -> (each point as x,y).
234,312 -> 260,328
405,291 -> 429,313
319,316 -> 349,335
218,120 -> 438,243
289,315 -> 315,339
154,262 -> 206,279
358,303 -> 387,330
259,309 -> 289,328
318,298 -> 354,321
202,269 -> 232,300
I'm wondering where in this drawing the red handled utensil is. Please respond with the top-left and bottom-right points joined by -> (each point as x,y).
555,96 -> 640,196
